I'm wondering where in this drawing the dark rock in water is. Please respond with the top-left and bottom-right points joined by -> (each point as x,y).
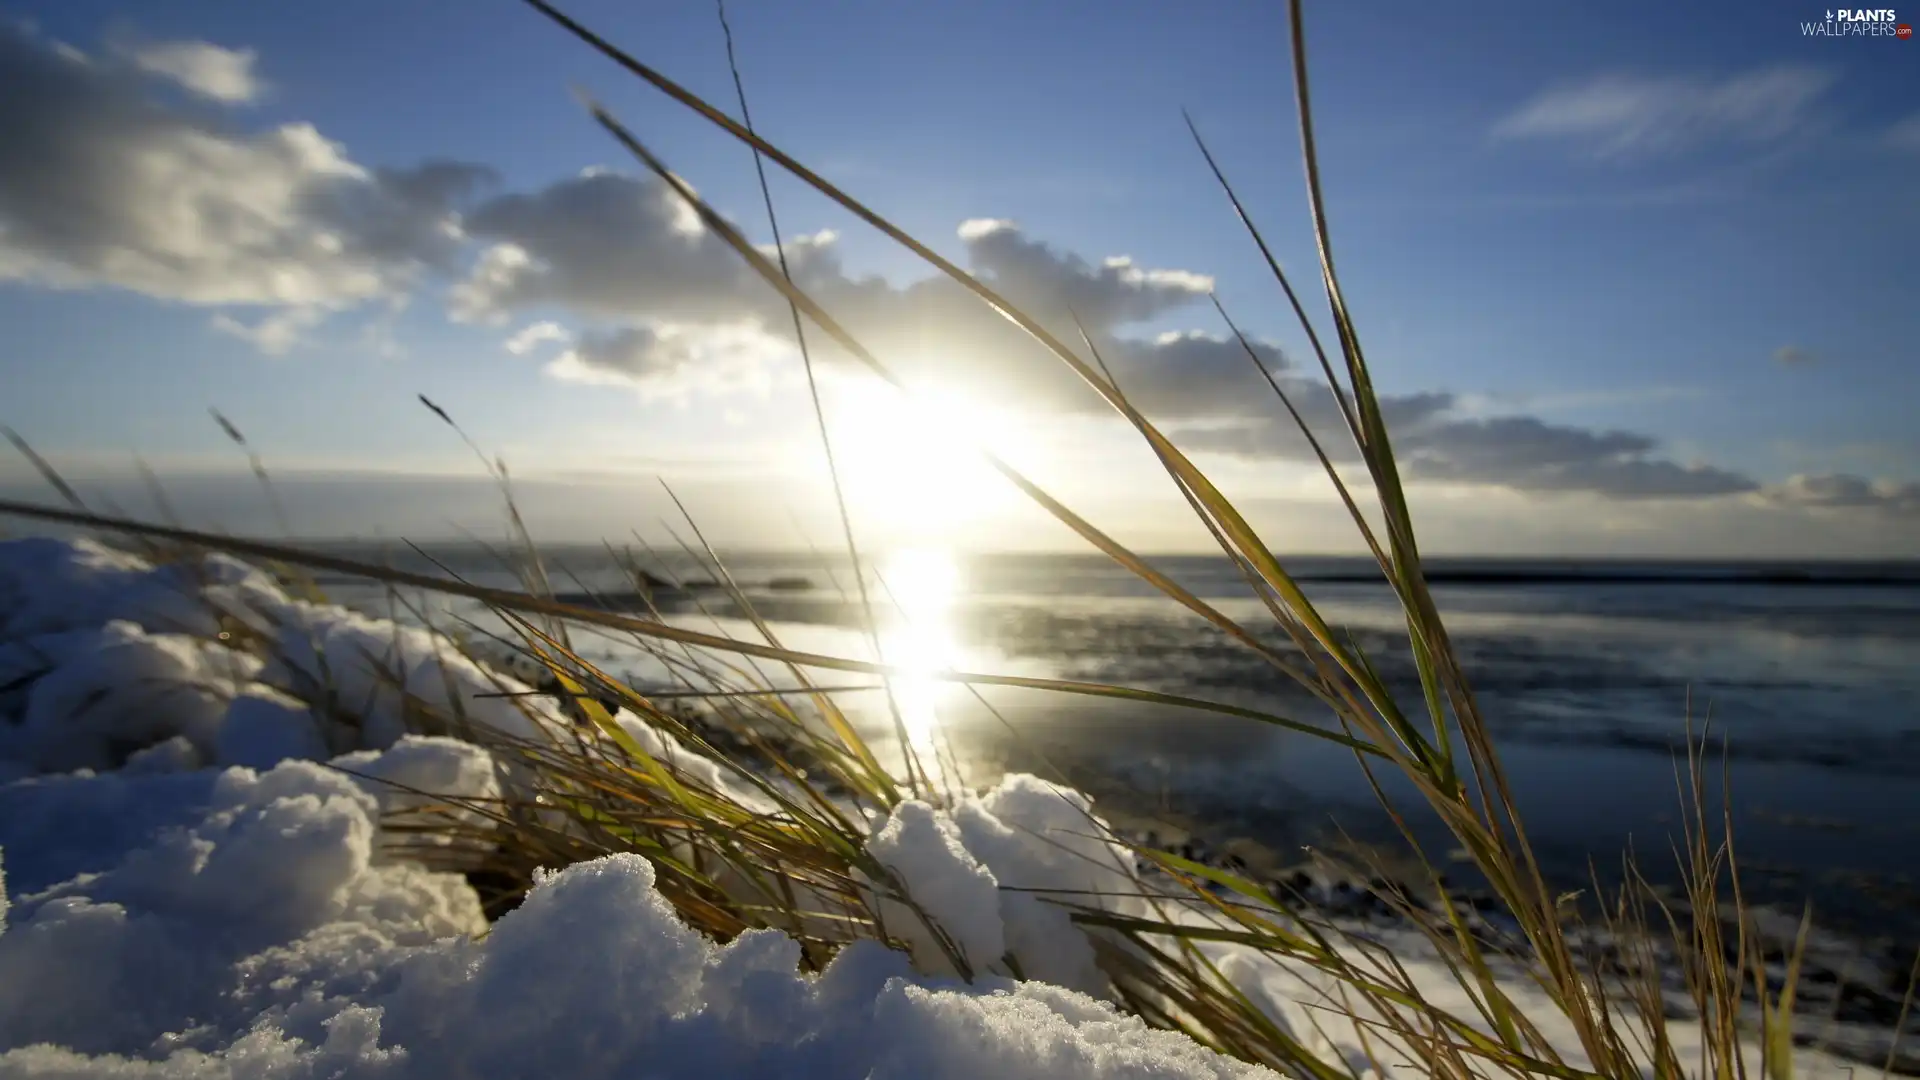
550,591 -> 662,612
550,565 -> 680,610
766,576 -> 815,592
681,578 -> 720,591
560,568 -> 675,591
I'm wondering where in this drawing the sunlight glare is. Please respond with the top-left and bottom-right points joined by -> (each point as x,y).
829,377 -> 1029,539
876,546 -> 962,756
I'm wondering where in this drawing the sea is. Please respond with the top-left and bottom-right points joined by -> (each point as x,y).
315,543 -> 1920,946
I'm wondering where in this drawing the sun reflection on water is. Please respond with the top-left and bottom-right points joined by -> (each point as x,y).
876,547 -> 961,757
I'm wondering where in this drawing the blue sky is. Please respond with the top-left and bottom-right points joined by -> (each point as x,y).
0,0 -> 1916,555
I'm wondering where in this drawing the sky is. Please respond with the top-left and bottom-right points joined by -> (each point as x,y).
0,0 -> 1916,556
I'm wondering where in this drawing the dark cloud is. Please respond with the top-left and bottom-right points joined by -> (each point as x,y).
1165,380 -> 1446,461
453,169 -> 757,324
1397,416 -> 1759,499
956,218 -> 1211,326
1090,331 -> 1292,419
315,160 -> 498,267
1175,403 -> 1760,500
543,321 -> 790,399
568,326 -> 681,379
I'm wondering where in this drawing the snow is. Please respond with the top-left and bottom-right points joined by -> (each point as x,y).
0,757 -> 484,1060
866,799 -> 1006,977
213,687 -> 329,771
953,774 -> 1141,997
0,536 -> 1884,1078
6,622 -> 245,774
0,757 -> 1267,1078
330,735 -> 501,840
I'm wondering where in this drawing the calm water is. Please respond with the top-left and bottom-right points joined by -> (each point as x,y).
320,544 -> 1920,940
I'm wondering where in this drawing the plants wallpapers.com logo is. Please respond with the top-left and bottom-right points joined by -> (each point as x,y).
1802,8 -> 1913,36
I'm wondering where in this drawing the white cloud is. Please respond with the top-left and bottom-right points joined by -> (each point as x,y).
1495,67 -> 1836,158
210,307 -> 326,355
755,228 -> 837,262
957,218 -> 1015,241
1885,112 -> 1920,151
504,320 -> 570,355
0,24 -> 491,341
122,39 -> 262,104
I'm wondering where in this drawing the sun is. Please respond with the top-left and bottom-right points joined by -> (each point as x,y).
825,376 -> 1027,540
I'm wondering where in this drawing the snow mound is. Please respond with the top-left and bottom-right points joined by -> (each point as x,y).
0,536 -> 756,808
0,753 -> 485,1063
0,762 -> 1268,1078
859,775 -> 1141,997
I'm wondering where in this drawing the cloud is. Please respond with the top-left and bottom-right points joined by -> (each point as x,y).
3,25 -> 1908,520
1494,67 -> 1836,158
1176,397 -> 1760,500
119,39 -> 261,103
1096,331 -> 1293,418
436,171 -> 1822,507
1404,422 -> 1759,498
1774,344 -> 1817,366
0,24 -> 492,331
448,174 -> 1223,408
544,321 -> 792,400
1766,473 -> 1920,517
504,320 -> 570,355
450,170 -> 760,325
210,307 -> 326,355
1885,112 -> 1920,152
956,218 -> 1212,326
